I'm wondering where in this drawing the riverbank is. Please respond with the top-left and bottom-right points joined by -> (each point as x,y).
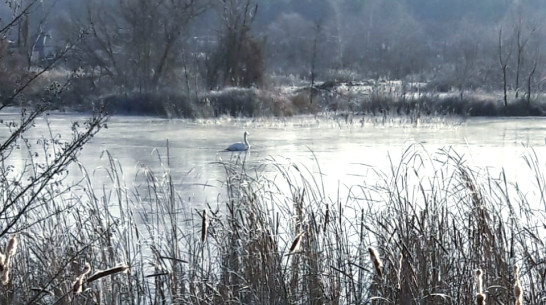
69,82 -> 546,119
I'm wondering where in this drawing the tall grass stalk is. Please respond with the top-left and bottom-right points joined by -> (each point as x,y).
2,143 -> 546,304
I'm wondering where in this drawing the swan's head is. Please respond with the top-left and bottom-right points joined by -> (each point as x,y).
244,131 -> 249,137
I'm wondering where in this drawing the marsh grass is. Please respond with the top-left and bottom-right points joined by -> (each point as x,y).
1,142 -> 546,304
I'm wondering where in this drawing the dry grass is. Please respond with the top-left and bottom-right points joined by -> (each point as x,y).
1,142 -> 545,304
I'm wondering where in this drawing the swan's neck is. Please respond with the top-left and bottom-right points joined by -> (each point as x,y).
244,133 -> 249,147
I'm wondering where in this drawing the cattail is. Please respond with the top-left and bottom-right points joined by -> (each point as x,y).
3,235 -> 18,269
477,293 -> 486,305
289,232 -> 304,254
514,265 -> 523,305
1,235 -> 17,286
2,268 -> 9,286
201,209 -> 208,243
6,235 -> 17,259
476,269 -> 486,305
323,204 -> 329,233
368,247 -> 383,277
72,263 -> 91,295
87,265 -> 129,283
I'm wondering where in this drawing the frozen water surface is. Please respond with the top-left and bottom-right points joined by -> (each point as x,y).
82,115 -> 546,205
3,111 -> 546,207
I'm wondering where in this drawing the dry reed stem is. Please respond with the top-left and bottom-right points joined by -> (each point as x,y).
476,269 -> 483,294
396,252 -> 403,290
73,262 -> 92,295
476,269 -> 486,305
202,208 -> 208,243
87,265 -> 129,283
368,247 -> 383,277
514,265 -> 523,305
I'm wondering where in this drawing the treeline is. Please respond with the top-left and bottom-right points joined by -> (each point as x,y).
1,0 -> 546,116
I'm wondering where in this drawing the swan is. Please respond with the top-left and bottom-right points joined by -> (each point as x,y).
225,131 -> 250,151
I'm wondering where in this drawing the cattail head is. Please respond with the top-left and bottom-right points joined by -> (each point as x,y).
289,232 -> 304,254
87,265 -> 129,283
323,204 -> 329,233
476,293 -> 486,305
6,235 -> 17,259
368,247 -> 383,277
201,209 -> 208,243
0,235 -> 18,287
2,268 -> 9,286
514,265 -> 523,305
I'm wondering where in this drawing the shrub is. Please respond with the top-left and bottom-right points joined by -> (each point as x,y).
502,99 -> 546,116
290,90 -> 319,114
207,87 -> 261,117
256,89 -> 294,116
100,93 -> 198,118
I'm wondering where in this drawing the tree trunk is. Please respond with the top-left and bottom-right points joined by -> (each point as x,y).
527,59 -> 537,106
498,28 -> 512,107
502,65 -> 508,107
515,26 -> 522,99
309,23 -> 320,105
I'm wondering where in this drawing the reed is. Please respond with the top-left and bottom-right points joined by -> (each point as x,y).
87,265 -> 130,283
476,269 -> 486,305
2,141 -> 546,304
201,209 -> 209,243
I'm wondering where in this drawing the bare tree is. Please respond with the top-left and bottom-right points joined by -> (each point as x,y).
309,22 -> 321,104
513,14 -> 538,99
448,20 -> 482,101
206,0 -> 264,89
524,43 -> 542,106
327,0 -> 343,68
72,0 -> 207,94
498,27 -> 513,107
3,0 -> 60,70
0,0 -> 107,238
497,5 -> 543,107
265,13 -> 315,75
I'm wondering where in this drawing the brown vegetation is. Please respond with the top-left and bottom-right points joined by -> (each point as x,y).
0,143 -> 544,304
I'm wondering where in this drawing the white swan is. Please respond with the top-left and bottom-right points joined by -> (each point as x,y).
225,131 -> 250,151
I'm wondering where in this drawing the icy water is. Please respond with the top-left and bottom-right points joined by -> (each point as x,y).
5,112 -> 546,206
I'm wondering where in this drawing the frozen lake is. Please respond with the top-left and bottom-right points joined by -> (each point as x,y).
6,112 -> 546,207
78,115 -> 546,205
